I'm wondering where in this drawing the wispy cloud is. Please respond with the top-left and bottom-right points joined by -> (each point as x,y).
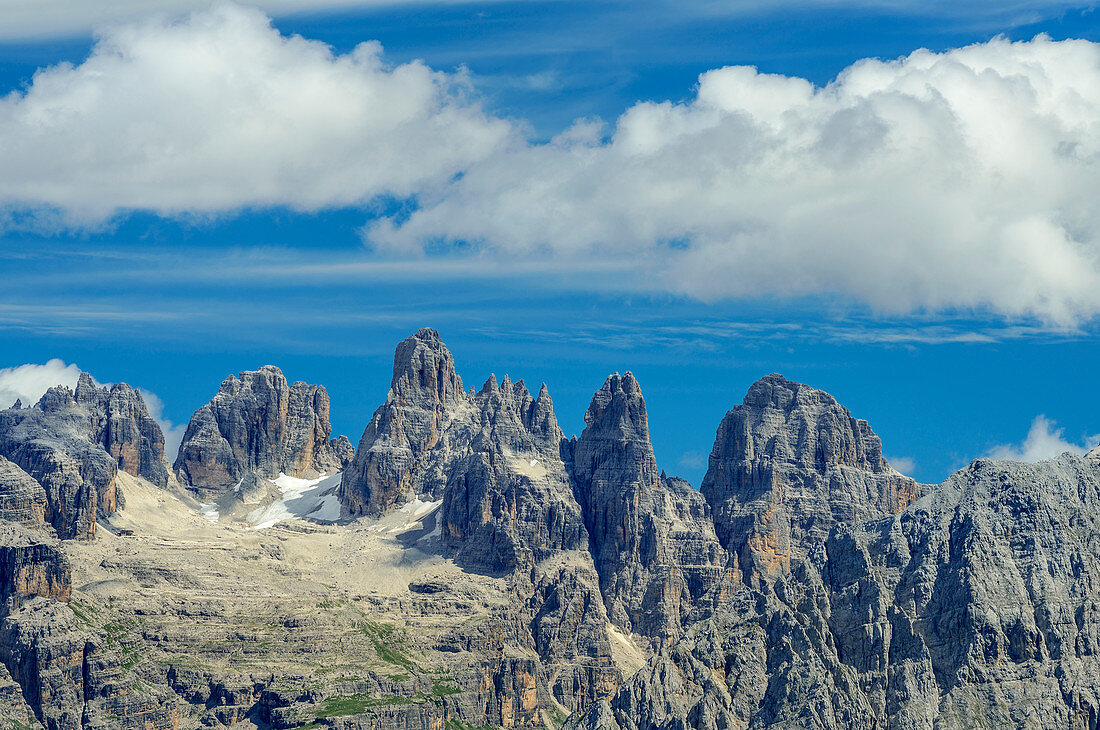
137,389 -> 187,462
1,0 -> 1087,40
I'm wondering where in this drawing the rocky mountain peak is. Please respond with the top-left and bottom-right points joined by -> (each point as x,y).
174,366 -> 352,496
73,371 -> 98,401
582,372 -> 649,447
571,372 -> 727,641
701,373 -> 920,585
0,373 -> 168,539
390,327 -> 464,407
341,331 -> 469,516
479,373 -> 499,395
35,384 -> 76,413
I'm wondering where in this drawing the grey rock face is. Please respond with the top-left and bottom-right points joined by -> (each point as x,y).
0,598 -> 178,730
0,658 -> 40,729
0,397 -> 116,541
0,456 -> 48,526
340,329 -> 620,713
573,448 -> 1100,730
441,375 -> 588,572
341,329 -> 589,572
174,365 -> 352,495
0,521 -> 70,611
340,328 -> 465,516
0,374 -> 168,539
570,373 -> 729,643
72,373 -> 169,487
701,373 -> 921,586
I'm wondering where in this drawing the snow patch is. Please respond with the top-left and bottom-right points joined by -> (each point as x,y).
198,503 -> 219,523
369,496 -> 443,537
248,472 -> 343,530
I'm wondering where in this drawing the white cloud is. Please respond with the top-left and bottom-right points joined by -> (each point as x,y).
677,450 -> 707,471
0,3 -> 511,223
5,9 -> 1100,324
0,358 -> 83,408
137,388 -> 187,462
885,455 -> 916,475
988,415 -> 1100,463
0,0 -> 1087,40
371,35 -> 1100,325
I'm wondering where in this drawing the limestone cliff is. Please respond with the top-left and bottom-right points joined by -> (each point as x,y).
340,328 -> 466,516
0,456 -> 48,527
569,372 -> 729,644
701,373 -> 921,585
340,329 -> 620,714
174,365 -> 353,495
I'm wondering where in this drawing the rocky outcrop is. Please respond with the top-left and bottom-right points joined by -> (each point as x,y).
340,328 -> 465,516
0,522 -> 70,610
0,374 -> 169,540
440,375 -> 588,572
342,329 -> 589,572
0,456 -> 48,526
0,396 -> 119,541
72,373 -> 169,487
341,329 -> 620,714
569,373 -> 729,644
701,373 -> 921,586
0,598 -> 178,730
571,448 -> 1100,730
0,659 -> 41,729
174,365 -> 353,495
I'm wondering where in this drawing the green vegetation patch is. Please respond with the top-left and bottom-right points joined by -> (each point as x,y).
432,678 -> 462,696
357,621 -> 420,671
5,720 -> 36,730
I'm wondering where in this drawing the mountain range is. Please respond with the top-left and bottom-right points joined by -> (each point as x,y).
0,327 -> 1096,730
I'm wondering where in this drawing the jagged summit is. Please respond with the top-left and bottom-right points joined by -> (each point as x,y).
0,373 -> 168,539
390,326 -> 464,407
571,370 -> 728,642
4,331 -> 1100,730
701,372 -> 920,585
174,365 -> 352,496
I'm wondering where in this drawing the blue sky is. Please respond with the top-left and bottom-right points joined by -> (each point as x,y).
1,0 -> 1099,485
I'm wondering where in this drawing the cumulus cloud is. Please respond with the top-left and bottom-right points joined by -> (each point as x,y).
0,359 -> 83,408
372,35 -> 1100,324
988,415 -> 1100,462
5,8 -> 1100,324
0,3 -> 511,222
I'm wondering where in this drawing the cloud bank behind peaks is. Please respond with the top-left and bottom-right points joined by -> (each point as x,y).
373,35 -> 1100,324
0,3 -> 511,220
0,359 -> 83,408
